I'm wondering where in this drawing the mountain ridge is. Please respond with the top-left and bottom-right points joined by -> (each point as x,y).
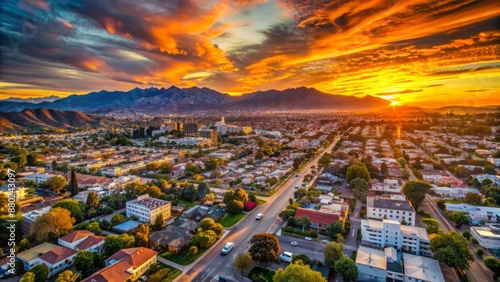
0,86 -> 391,113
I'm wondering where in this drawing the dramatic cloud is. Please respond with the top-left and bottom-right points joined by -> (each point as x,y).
0,0 -> 499,106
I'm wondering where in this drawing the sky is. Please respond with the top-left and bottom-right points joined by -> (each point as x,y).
1,0 -> 499,107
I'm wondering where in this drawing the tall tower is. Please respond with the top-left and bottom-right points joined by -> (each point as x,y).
221,116 -> 225,125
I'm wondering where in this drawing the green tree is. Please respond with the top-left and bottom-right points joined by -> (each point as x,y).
86,221 -> 102,235
18,238 -> 31,251
134,224 -> 150,247
86,191 -> 100,209
422,218 -> 440,234
292,254 -> 311,265
402,181 -> 432,210
249,233 -> 281,269
196,182 -> 211,200
483,256 -> 500,281
46,175 -> 67,193
226,199 -> 244,214
326,221 -> 344,238
351,177 -> 369,199
464,192 -> 483,205
233,252 -> 253,277
255,151 -> 264,160
188,246 -> 198,257
19,272 -> 35,282
103,234 -> 135,257
199,218 -> 224,237
318,154 -> 331,168
52,198 -> 84,223
334,256 -> 358,281
346,162 -> 370,183
183,184 -> 197,201
398,157 -> 407,168
56,270 -> 79,282
449,212 -> 469,227
324,241 -> 343,269
30,264 -> 49,282
70,169 -> 79,196
223,188 -> 249,204
111,214 -> 126,225
31,207 -> 75,242
430,231 -> 474,270
484,165 -> 496,175
152,213 -> 166,231
74,250 -> 95,278
274,261 -> 327,282
147,185 -> 162,198
191,230 -> 217,248
295,216 -> 311,233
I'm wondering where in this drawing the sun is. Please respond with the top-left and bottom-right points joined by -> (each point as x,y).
391,100 -> 399,106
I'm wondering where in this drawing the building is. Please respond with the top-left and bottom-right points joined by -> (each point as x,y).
17,243 -> 78,278
82,247 -> 158,282
294,208 -> 340,231
0,185 -> 29,200
356,246 -> 445,282
367,195 -> 416,226
158,136 -> 212,147
214,117 -> 252,134
420,170 -> 452,184
24,173 -> 56,184
149,229 -> 193,253
22,206 -> 52,235
432,186 -> 480,199
445,203 -> 500,224
370,179 -> 401,194
361,219 -> 431,256
58,230 -> 104,252
126,194 -> 171,223
183,123 -> 199,135
470,225 -> 500,249
199,128 -> 218,145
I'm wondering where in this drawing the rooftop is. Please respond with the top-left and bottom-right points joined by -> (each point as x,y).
39,246 -> 78,265
17,242 -> 59,262
403,252 -> 445,282
127,194 -> 170,210
371,197 -> 414,212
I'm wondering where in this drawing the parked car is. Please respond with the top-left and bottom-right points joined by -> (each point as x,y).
280,251 -> 293,262
321,239 -> 329,244
139,276 -> 147,281
295,185 -> 299,189
290,241 -> 298,246
219,276 -> 228,282
256,213 -> 264,220
221,242 -> 234,255
295,174 -> 299,177
304,236 -> 312,241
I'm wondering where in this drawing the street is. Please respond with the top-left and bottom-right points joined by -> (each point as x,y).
175,138 -> 342,282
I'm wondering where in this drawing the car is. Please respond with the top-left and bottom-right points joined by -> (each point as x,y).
218,276 -> 228,282
139,276 -> 147,281
304,236 -> 312,241
256,213 -> 263,220
290,241 -> 298,246
221,242 -> 234,255
294,185 -> 299,189
279,251 -> 293,262
321,239 -> 329,244
295,174 -> 299,177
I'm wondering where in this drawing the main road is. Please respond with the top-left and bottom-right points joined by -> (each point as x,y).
176,136 -> 343,282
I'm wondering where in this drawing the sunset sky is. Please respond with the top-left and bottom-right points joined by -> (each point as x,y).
1,0 -> 499,107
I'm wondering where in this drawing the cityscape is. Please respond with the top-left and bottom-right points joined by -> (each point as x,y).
0,1 -> 499,282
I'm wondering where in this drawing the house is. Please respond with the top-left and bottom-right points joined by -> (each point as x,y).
17,243 -> 78,278
83,248 -> 158,282
24,173 -> 56,184
420,170 -> 452,184
149,229 -> 193,253
182,205 -> 225,222
294,208 -> 340,231
58,230 -> 104,252
445,203 -> 500,224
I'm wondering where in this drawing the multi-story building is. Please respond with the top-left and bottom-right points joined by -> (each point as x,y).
22,206 -> 52,235
214,117 -> 252,134
367,194 -> 416,226
199,128 -> 218,145
126,194 -> 171,223
24,173 -> 56,184
83,247 -> 157,282
361,219 -> 431,256
470,225 -> 500,249
356,246 -> 445,282
183,123 -> 199,135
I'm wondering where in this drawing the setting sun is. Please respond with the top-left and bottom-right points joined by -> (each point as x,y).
391,101 -> 400,106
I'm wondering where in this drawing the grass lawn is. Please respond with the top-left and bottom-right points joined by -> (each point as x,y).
160,248 -> 207,265
247,266 -> 276,282
257,199 -> 267,205
218,213 -> 247,227
177,199 -> 197,208
154,263 -> 182,282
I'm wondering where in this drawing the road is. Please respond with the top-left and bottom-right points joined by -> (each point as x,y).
175,138 -> 342,282
344,201 -> 362,256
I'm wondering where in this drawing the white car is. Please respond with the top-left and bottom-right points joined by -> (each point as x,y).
321,239 -> 329,244
256,213 -> 263,220
279,251 -> 293,262
290,241 -> 298,246
140,276 -> 147,281
304,236 -> 312,241
221,242 -> 234,255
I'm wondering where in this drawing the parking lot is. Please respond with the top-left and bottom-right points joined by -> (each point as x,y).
270,235 -> 326,270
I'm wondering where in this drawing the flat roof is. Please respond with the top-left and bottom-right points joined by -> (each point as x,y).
17,242 -> 59,262
356,246 -> 387,270
403,252 -> 445,282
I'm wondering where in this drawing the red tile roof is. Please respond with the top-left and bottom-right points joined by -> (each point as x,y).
39,246 -> 77,265
83,248 -> 157,282
294,208 -> 339,225
59,230 -> 94,243
75,235 -> 104,250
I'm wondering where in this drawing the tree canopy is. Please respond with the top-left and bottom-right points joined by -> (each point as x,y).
31,207 -> 75,242
324,241 -> 343,269
346,162 -> 371,183
273,261 -> 327,282
249,233 -> 281,268
430,231 -> 474,270
334,256 -> 358,281
402,180 -> 432,210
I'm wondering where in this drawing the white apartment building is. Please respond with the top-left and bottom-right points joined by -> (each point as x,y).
126,194 -> 171,223
370,179 -> 401,194
470,225 -> 500,249
361,219 -> 431,256
356,246 -> 445,282
24,173 -> 56,183
367,195 -> 416,226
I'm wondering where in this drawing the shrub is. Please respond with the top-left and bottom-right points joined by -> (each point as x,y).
471,238 -> 479,244
477,248 -> 484,256
463,231 -> 471,240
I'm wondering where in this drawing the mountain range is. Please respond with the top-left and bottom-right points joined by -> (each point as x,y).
2,95 -> 60,104
0,86 -> 391,113
0,108 -> 114,133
